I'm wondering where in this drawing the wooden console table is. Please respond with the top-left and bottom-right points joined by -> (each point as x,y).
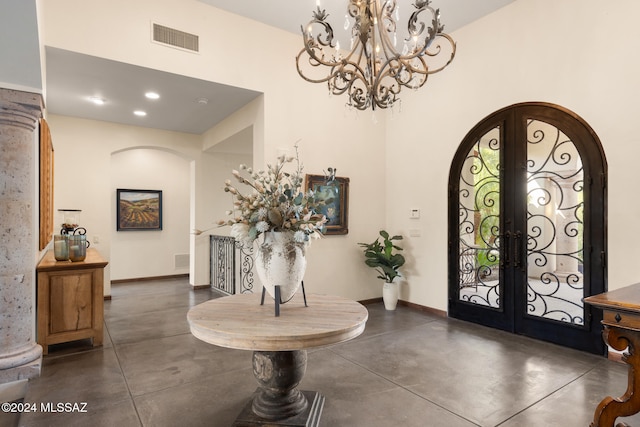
187,293 -> 368,426
585,282 -> 640,427
36,248 -> 108,355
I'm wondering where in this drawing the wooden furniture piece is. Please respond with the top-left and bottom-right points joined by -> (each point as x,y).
188,293 -> 368,427
38,118 -> 54,251
585,282 -> 640,427
36,248 -> 108,355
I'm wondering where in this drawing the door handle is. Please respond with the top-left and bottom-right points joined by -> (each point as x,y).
514,231 -> 522,269
502,231 -> 511,267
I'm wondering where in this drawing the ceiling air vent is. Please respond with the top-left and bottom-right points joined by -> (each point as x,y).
152,23 -> 199,53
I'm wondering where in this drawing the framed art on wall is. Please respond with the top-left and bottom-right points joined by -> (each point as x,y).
305,174 -> 349,235
116,189 -> 163,231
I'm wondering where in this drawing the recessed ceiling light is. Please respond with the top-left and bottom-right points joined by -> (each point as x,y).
89,96 -> 106,105
145,92 -> 160,100
134,110 -> 147,117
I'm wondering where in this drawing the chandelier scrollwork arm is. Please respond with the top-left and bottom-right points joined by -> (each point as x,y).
296,0 -> 456,110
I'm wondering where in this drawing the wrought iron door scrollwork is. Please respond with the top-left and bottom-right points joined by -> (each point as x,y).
450,102 -> 606,354
525,119 -> 584,325
457,128 -> 501,308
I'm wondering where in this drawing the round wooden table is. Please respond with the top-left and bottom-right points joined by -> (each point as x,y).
187,293 -> 368,427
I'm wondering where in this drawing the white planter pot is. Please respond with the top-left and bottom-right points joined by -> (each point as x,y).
255,232 -> 307,303
382,281 -> 399,311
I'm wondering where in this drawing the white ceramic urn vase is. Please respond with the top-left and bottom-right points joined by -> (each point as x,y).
255,232 -> 307,303
382,280 -> 399,311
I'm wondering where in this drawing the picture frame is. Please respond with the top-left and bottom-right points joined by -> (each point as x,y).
116,189 -> 163,231
305,174 -> 349,235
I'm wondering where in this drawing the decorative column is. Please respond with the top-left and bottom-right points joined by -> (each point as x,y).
0,88 -> 43,387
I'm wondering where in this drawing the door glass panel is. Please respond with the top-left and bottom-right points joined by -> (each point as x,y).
458,127 -> 501,308
526,120 -> 584,325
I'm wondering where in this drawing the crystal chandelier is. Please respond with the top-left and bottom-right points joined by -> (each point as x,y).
296,0 -> 456,110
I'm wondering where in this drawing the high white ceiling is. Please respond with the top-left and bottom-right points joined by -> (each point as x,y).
199,0 -> 516,38
45,47 -> 261,135
44,0 -> 516,135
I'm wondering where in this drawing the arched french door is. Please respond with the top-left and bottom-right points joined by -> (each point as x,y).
448,102 -> 607,354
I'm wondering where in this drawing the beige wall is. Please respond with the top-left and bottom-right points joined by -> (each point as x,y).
110,148 -> 191,281
385,0 -> 640,309
41,0 -> 387,301
48,114 -> 203,295
41,0 -> 640,310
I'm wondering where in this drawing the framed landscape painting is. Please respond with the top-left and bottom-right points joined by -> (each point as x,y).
305,174 -> 349,235
117,189 -> 163,231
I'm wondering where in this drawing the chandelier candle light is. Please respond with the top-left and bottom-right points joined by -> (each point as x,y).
296,0 -> 456,110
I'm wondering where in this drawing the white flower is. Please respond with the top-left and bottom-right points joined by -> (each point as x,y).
230,223 -> 249,242
256,221 -> 270,232
293,230 -> 306,243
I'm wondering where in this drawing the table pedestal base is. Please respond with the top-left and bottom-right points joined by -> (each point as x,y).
232,350 -> 324,427
232,390 -> 325,427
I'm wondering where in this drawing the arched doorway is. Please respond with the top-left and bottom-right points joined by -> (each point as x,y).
448,102 -> 607,354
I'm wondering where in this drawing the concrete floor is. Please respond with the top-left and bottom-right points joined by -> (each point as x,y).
10,277 -> 640,427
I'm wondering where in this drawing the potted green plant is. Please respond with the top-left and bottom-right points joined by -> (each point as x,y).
358,230 -> 405,310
